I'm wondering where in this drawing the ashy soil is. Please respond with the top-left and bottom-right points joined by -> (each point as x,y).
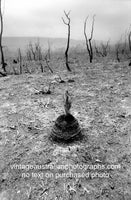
0,57 -> 131,200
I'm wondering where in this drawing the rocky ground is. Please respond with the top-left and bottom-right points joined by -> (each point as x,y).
0,56 -> 131,200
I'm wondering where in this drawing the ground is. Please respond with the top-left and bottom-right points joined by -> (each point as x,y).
0,55 -> 131,200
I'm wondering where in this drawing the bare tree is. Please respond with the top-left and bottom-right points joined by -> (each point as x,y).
47,40 -> 51,60
26,40 -> 43,62
128,30 -> 131,52
45,54 -> 53,73
42,41 -> 53,73
128,26 -> 131,65
115,43 -> 120,62
27,42 -> 36,61
0,0 -> 6,75
94,41 -> 103,57
18,48 -> 22,74
84,15 -> 95,63
100,39 -> 110,57
35,40 -> 42,61
62,10 -> 71,71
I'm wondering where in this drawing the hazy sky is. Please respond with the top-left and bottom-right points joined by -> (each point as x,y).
2,0 -> 131,43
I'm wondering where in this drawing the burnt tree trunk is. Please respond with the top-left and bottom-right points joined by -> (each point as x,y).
84,15 -> 95,63
129,31 -> 131,52
0,0 -> 6,74
62,11 -> 71,71
116,47 -> 120,62
45,54 -> 53,73
18,48 -> 22,74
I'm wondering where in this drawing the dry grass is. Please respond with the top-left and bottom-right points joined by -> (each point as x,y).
0,54 -> 131,199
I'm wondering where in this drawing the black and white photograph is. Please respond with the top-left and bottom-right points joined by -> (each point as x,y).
0,0 -> 131,199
